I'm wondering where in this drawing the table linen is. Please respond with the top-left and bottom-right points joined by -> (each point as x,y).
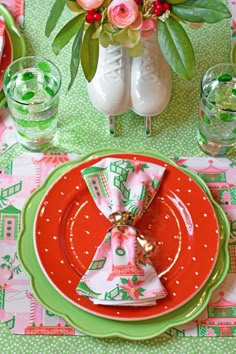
0,0 -> 236,352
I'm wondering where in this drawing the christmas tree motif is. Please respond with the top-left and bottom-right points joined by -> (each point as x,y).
164,327 -> 185,337
0,252 -> 22,280
195,292 -> 236,336
0,181 -> 22,209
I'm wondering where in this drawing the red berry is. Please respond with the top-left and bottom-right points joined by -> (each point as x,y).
93,12 -> 102,21
162,2 -> 171,11
87,9 -> 96,15
154,4 -> 163,16
85,13 -> 95,23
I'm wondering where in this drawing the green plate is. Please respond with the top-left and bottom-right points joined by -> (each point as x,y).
0,4 -> 26,108
18,149 -> 230,340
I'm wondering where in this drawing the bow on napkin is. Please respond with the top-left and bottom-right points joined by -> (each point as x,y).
76,157 -> 167,306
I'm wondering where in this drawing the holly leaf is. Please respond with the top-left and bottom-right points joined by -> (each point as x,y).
52,14 -> 85,55
81,23 -> 99,82
157,17 -> 195,80
172,0 -> 231,24
45,0 -> 67,37
68,27 -> 84,91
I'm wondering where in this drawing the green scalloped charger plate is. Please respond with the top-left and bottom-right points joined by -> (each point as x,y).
18,149 -> 230,340
0,4 -> 26,108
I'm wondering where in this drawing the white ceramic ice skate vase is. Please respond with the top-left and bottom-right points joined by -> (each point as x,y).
131,34 -> 172,118
87,44 -> 132,117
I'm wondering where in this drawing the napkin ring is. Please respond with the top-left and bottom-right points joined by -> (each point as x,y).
108,211 -> 135,225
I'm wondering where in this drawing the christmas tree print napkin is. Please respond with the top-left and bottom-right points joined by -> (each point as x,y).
76,157 -> 167,306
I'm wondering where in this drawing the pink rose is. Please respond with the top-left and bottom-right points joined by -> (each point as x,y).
76,0 -> 104,10
107,0 -> 139,29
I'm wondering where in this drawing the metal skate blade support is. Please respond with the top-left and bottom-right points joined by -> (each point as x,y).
108,115 -> 152,135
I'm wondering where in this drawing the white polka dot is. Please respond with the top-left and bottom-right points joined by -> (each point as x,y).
195,272 -> 199,275
204,244 -> 208,248
85,231 -> 90,234
173,293 -> 176,296
203,196 -> 207,200
188,246 -> 191,250
46,218 -> 50,222
85,215 -> 89,219
75,186 -> 80,189
192,257 -> 196,261
68,280 -> 72,284
63,176 -> 67,179
164,306 -> 168,309
203,213 -> 208,217
188,189 -> 192,193
53,236 -> 57,240
84,251 -> 89,254
60,260 -> 64,264
195,224 -> 199,228
45,248 -> 48,252
176,280 -> 180,285
60,192 -> 65,195
195,285 -> 199,289
116,312 -> 120,315
58,209 -> 62,213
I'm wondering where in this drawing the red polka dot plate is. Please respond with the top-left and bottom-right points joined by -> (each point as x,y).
33,151 -> 223,321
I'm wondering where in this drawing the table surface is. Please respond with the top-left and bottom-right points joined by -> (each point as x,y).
1,0 -> 236,352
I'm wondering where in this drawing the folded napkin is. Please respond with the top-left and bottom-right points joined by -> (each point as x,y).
0,17 -> 6,64
76,157 -> 167,306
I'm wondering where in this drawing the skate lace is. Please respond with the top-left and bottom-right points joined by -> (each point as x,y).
104,46 -> 124,79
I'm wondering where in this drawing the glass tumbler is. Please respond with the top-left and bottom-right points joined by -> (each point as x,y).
197,63 -> 236,156
3,56 -> 61,151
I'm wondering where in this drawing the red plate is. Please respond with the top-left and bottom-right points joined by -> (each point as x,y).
0,30 -> 13,90
34,153 -> 220,321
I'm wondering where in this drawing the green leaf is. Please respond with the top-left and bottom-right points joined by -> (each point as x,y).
68,27 -> 84,91
172,0 -> 231,24
168,0 -> 187,3
81,23 -> 99,82
45,0 -> 67,37
157,17 -> 195,80
66,0 -> 83,12
126,41 -> 143,57
132,274 -> 138,283
52,14 -> 85,55
120,278 -> 128,284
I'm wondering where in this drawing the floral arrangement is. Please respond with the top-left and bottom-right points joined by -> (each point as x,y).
46,0 -> 231,89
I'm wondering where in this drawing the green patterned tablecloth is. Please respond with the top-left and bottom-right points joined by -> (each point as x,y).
2,0 -> 236,352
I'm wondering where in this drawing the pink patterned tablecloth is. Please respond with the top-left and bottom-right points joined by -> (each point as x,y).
0,150 -> 236,337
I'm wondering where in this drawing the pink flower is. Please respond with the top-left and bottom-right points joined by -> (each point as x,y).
76,0 -> 104,10
120,278 -> 144,299
141,19 -> 157,39
107,0 -> 139,29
